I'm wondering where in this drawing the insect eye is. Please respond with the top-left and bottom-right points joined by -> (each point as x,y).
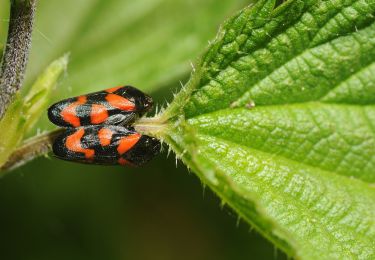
144,97 -> 153,108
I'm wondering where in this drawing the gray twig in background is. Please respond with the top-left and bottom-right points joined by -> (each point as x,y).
0,0 -> 37,120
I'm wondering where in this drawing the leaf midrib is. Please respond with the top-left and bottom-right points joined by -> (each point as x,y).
185,102 -> 375,185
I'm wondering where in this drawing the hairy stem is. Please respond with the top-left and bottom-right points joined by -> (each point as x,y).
0,0 -> 37,120
134,116 -> 168,137
1,128 -> 63,173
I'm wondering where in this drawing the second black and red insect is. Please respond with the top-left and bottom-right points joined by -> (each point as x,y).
48,85 -> 160,167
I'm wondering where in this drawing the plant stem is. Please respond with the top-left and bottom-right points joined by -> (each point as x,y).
133,116 -> 168,137
1,116 -> 167,173
0,128 -> 63,173
0,0 -> 37,120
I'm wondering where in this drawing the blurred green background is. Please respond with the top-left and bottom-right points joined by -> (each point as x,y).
0,0 -> 287,259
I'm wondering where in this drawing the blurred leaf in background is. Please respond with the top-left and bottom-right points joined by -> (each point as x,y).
25,0 -> 252,130
0,0 -> 287,259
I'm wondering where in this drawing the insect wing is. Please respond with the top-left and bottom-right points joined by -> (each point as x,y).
52,125 -> 160,166
48,86 -> 153,127
121,134 -> 162,166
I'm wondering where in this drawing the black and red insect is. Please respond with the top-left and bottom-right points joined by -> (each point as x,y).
48,86 -> 153,128
52,125 -> 160,166
48,86 -> 160,167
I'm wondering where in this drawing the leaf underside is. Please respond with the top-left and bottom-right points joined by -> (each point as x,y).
161,0 -> 375,259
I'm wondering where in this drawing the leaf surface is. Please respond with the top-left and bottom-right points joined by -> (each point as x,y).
160,1 -> 375,258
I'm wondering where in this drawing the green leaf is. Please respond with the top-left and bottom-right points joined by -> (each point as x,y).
23,54 -> 69,133
158,0 -> 375,259
0,55 -> 67,168
0,0 -> 9,65
0,0 -> 9,41
0,98 -> 26,168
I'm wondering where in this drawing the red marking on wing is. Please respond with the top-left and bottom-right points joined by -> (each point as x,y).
117,133 -> 141,155
118,157 -> 130,165
66,128 -> 95,159
60,96 -> 87,127
105,86 -> 122,93
105,94 -> 135,111
91,104 -> 109,124
98,127 -> 113,147
77,96 -> 87,103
